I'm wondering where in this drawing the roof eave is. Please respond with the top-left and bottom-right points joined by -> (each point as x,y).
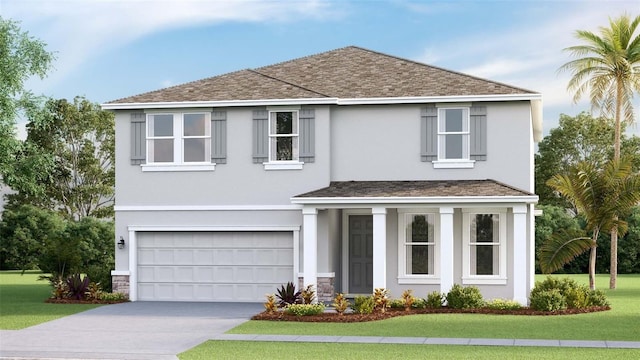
101,93 -> 542,110
290,195 -> 540,205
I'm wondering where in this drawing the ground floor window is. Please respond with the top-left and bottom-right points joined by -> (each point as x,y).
398,210 -> 438,283
462,208 -> 507,284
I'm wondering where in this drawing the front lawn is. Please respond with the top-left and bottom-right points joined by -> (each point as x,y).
228,274 -> 640,341
179,342 -> 639,360
0,271 -> 102,330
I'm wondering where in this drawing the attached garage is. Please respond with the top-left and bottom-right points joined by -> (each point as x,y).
135,231 -> 294,302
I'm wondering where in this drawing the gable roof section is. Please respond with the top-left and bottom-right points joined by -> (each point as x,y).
291,180 -> 537,204
107,46 -> 537,105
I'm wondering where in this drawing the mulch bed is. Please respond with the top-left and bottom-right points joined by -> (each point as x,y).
252,306 -> 611,323
45,298 -> 129,304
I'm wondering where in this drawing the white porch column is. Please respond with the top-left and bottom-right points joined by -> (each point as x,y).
128,229 -> 137,301
439,207 -> 454,295
302,207 -> 318,298
372,207 -> 387,289
513,205 -> 528,305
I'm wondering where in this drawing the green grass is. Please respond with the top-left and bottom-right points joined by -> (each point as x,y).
228,274 -> 640,341
179,341 -> 640,360
0,270 -> 102,330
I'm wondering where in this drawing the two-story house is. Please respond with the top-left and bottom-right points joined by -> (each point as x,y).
103,46 -> 542,304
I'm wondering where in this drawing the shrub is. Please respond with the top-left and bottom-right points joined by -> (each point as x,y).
275,282 -> 302,307
529,276 -> 609,310
332,293 -> 350,315
412,297 -> 427,309
352,296 -> 375,314
264,294 -> 278,313
529,289 -> 567,311
285,303 -> 325,316
99,292 -> 128,302
565,286 -> 590,309
425,291 -> 444,308
49,276 -> 68,299
484,298 -> 523,310
446,284 -> 484,309
301,284 -> 316,304
373,288 -> 390,313
588,289 -> 610,307
65,273 -> 90,300
401,289 -> 415,311
389,299 -> 404,309
86,282 -> 103,301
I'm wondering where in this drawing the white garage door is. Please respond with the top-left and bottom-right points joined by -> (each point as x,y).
137,231 -> 293,302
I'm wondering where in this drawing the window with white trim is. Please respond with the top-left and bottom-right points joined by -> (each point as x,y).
462,209 -> 507,284
438,107 -> 470,160
269,111 -> 299,162
398,211 -> 439,283
146,112 -> 211,166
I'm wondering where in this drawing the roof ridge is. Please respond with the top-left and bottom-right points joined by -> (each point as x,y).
248,69 -> 332,98
349,46 -> 538,95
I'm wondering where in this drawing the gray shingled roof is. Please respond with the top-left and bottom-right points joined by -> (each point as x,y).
108,46 -> 536,104
293,180 -> 534,199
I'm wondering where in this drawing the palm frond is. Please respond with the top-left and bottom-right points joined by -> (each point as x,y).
538,228 -> 592,274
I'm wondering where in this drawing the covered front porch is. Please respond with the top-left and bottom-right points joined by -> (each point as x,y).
291,180 -> 538,304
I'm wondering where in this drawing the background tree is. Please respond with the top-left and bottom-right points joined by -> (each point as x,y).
559,14 -> 640,288
8,96 -> 115,219
0,17 -> 55,191
541,157 -> 640,289
535,112 -> 640,207
534,204 -> 585,273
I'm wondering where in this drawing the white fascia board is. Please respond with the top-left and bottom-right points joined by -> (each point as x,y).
114,205 -> 303,211
127,225 -> 300,232
101,98 -> 338,110
291,195 -> 539,205
337,93 -> 542,105
101,94 -> 542,110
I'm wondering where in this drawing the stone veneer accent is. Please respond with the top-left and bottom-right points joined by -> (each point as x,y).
112,275 -> 130,297
298,275 -> 335,303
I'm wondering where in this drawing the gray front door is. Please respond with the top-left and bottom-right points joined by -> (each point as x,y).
349,215 -> 373,294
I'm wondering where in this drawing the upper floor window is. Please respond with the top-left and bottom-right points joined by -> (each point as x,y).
269,110 -> 299,162
437,107 -> 473,167
145,112 -> 213,170
462,209 -> 507,285
397,210 -> 439,284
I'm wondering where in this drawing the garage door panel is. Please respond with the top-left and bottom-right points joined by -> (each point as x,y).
137,231 -> 294,302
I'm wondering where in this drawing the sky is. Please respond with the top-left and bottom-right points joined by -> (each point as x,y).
2,0 -> 640,139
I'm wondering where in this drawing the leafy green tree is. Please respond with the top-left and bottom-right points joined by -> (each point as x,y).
534,205 -> 584,273
0,17 -> 55,191
540,157 -> 640,289
619,207 -> 640,273
559,13 -> 640,289
9,96 -> 115,219
535,112 -> 640,207
0,205 -> 65,271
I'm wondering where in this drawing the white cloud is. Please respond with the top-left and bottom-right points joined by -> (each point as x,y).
3,0 -> 334,92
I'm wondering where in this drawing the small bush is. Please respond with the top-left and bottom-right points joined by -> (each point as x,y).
86,282 -> 103,301
99,292 -> 128,302
565,286 -> 590,309
49,276 -> 68,299
425,291 -> 444,308
332,293 -> 350,315
275,282 -> 302,307
373,288 -> 390,313
446,284 -> 484,309
412,298 -> 427,309
264,294 -> 278,313
65,273 -> 90,300
301,284 -> 316,304
352,296 -> 375,314
285,303 -> 326,316
401,289 -> 415,311
485,298 -> 523,310
588,289 -> 609,307
389,299 -> 404,309
529,289 -> 567,311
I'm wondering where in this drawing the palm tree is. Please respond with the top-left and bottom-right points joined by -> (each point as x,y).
539,157 -> 640,290
558,13 -> 640,289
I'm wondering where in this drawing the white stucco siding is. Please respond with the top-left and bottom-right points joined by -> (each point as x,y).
329,102 -> 533,192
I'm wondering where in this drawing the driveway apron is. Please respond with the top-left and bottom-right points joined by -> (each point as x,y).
0,301 -> 263,360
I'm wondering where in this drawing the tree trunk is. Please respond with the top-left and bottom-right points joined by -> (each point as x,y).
610,79 -> 623,289
610,225 -> 618,289
589,242 -> 597,290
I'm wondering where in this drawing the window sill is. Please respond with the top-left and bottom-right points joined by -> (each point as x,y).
263,161 -> 304,170
433,160 -> 475,169
462,277 -> 507,285
141,163 -> 216,172
398,276 -> 440,285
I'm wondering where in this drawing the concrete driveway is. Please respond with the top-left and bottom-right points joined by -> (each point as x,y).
0,301 -> 263,360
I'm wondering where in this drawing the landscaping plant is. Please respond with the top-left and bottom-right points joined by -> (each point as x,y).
529,276 -> 609,311
401,289 -> 415,311
86,282 -> 103,301
425,291 -> 444,308
275,282 -> 302,307
445,284 -> 484,309
284,303 -> 325,316
332,293 -> 350,315
373,288 -> 390,313
484,299 -> 523,311
351,296 -> 374,314
65,273 -> 90,300
263,294 -> 278,313
301,284 -> 316,304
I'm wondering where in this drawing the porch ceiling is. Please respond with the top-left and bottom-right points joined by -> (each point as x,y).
291,179 -> 537,205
